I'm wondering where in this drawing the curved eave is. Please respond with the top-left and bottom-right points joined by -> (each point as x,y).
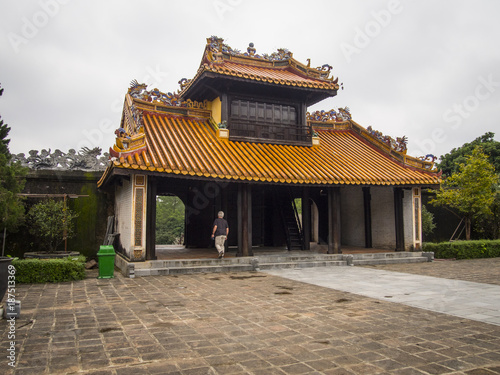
99,112 -> 441,188
180,63 -> 339,100
103,162 -> 441,187
97,162 -> 114,188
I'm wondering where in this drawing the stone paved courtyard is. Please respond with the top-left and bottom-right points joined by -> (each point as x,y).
1,258 -> 500,374
364,258 -> 500,286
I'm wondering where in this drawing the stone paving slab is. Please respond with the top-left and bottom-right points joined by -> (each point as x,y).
0,260 -> 499,374
363,257 -> 500,286
263,266 -> 500,326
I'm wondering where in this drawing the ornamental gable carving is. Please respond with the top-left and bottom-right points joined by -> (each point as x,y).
12,147 -> 109,171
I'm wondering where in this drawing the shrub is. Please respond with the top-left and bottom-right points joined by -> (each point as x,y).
27,199 -> 79,252
421,204 -> 436,237
12,255 -> 86,283
423,240 -> 500,260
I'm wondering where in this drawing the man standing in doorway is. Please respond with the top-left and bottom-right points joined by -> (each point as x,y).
212,211 -> 229,259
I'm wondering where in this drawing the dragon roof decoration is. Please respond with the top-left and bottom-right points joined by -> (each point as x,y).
128,79 -> 184,107
204,36 -> 335,80
207,35 -> 293,62
366,126 -> 408,154
307,109 -> 413,157
12,147 -> 109,171
307,108 -> 352,122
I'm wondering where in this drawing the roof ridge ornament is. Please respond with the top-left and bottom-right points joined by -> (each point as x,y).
306,107 -> 352,122
11,147 -> 109,171
128,80 -> 183,107
417,154 -> 438,171
206,36 -> 293,62
366,126 -> 408,154
247,42 -> 256,56
316,64 -> 332,74
178,78 -> 191,90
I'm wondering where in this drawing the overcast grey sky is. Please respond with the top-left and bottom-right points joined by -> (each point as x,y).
1,0 -> 499,160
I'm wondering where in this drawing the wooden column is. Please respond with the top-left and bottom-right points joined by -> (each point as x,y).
328,187 -> 341,254
300,103 -> 307,127
302,187 -> 311,250
362,187 -> 372,248
237,184 -> 252,256
394,187 -> 405,252
221,186 -> 229,252
145,177 -> 157,260
221,93 -> 229,123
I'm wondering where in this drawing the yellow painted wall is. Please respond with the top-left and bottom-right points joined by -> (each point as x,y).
209,97 -> 222,124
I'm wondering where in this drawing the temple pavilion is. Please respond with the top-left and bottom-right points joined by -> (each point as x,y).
97,36 -> 441,262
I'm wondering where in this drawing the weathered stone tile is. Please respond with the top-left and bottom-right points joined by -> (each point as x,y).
389,367 -> 428,375
347,362 -> 385,374
80,358 -> 111,371
417,362 -> 455,374
1,263 -> 499,375
371,358 -> 406,371
415,350 -> 451,363
278,362 -> 315,374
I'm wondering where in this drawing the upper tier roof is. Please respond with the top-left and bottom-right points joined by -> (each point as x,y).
179,37 -> 339,105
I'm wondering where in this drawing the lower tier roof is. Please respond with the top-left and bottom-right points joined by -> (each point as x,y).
98,112 -> 440,187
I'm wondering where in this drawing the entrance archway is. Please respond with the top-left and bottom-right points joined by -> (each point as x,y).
155,194 -> 185,245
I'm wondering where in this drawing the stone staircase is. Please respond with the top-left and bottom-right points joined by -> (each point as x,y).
133,257 -> 255,276
121,251 -> 433,277
257,254 -> 346,270
350,251 -> 433,265
276,189 -> 304,251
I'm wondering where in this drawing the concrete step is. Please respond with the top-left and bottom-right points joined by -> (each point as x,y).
168,264 -> 255,275
135,263 -> 255,276
134,257 -> 253,269
353,257 -> 429,266
123,251 -> 433,277
259,260 -> 347,270
256,254 -> 344,263
136,254 -> 347,268
352,252 -> 426,260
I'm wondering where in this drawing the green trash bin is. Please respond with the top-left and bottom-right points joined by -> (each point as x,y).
97,245 -> 115,279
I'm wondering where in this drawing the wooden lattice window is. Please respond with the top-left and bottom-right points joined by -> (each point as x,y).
229,99 -> 309,144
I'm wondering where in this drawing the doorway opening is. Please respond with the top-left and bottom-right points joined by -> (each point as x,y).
155,195 -> 185,245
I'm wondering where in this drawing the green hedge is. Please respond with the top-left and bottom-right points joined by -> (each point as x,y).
12,255 -> 86,283
423,240 -> 500,260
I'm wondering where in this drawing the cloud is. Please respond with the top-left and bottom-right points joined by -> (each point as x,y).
0,0 -> 499,159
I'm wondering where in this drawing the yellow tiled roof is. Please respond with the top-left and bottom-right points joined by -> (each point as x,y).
98,111 -> 441,187
189,61 -> 339,91
179,37 -> 340,98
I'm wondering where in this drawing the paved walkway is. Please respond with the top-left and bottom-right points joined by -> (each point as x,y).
263,266 -> 500,326
1,258 -> 500,374
363,258 -> 500,286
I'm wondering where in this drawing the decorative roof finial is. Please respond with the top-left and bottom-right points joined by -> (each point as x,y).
247,42 -> 256,56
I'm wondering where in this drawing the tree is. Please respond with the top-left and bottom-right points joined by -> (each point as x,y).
0,83 -> 27,253
437,132 -> 500,177
473,183 -> 500,239
430,146 -> 499,240
437,133 -> 500,239
421,204 -> 436,239
0,84 -> 11,157
27,199 -> 79,252
156,196 -> 185,244
0,155 -> 26,230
